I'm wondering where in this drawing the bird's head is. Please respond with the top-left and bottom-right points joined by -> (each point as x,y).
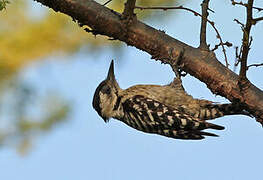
92,60 -> 121,122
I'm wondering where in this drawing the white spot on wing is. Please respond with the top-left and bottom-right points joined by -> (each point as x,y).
167,116 -> 173,125
133,104 -> 140,110
147,111 -> 154,121
194,111 -> 199,118
173,110 -> 179,114
168,116 -> 173,121
163,130 -> 169,135
163,107 -> 168,113
181,119 -> 187,126
172,130 -> 177,136
154,102 -> 159,107
193,122 -> 200,129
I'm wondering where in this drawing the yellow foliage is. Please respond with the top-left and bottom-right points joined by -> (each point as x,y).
0,1 -> 89,74
0,0 -> 182,154
0,0 -> 179,77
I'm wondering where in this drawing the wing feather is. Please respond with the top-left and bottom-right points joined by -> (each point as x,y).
121,95 -> 224,140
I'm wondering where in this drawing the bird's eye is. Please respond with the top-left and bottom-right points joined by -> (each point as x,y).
102,86 -> 111,95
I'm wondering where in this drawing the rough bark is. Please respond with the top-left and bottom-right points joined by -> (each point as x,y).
34,0 -> 263,124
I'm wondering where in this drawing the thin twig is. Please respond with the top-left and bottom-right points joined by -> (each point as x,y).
135,5 -> 230,67
234,18 -> 245,28
207,7 -> 215,13
234,45 -> 242,66
233,46 -> 240,72
253,16 -> 263,24
247,63 -> 263,69
239,0 -> 254,80
231,0 -> 263,11
253,6 -> 263,12
103,0 -> 112,6
199,0 -> 210,50
232,1 -> 263,26
212,41 -> 232,51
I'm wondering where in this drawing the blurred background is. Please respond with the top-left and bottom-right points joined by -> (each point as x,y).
0,0 -> 262,179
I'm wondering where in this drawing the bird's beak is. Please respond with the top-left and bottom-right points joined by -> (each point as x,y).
106,60 -> 116,82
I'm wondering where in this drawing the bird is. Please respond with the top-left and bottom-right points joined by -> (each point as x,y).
92,60 -> 247,140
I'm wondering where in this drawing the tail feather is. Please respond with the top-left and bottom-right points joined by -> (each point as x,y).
198,103 -> 251,120
177,130 -> 219,140
198,131 -> 219,137
206,122 -> 225,130
168,130 -> 219,140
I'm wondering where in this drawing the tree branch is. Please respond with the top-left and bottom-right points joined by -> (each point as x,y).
253,16 -> 263,24
199,0 -> 210,50
247,63 -> 263,69
239,0 -> 253,80
33,0 -> 263,124
231,0 -> 263,12
122,0 -> 136,19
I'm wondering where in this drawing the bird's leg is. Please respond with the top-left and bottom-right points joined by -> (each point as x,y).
168,48 -> 187,91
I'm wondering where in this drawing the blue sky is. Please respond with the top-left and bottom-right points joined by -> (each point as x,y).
1,0 -> 263,180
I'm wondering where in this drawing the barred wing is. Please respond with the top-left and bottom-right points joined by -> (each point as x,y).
121,95 -> 224,140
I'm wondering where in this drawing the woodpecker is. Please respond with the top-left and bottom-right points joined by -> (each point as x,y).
92,60 -> 247,140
